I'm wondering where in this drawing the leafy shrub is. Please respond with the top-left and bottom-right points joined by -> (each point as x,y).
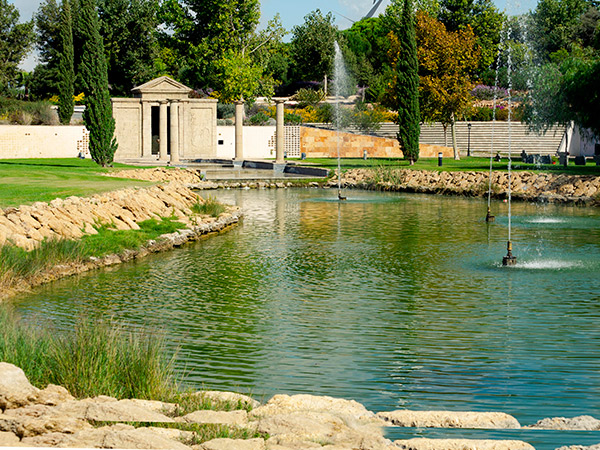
247,111 -> 271,126
315,103 -> 334,123
217,119 -> 234,126
294,88 -> 325,108
0,97 -> 58,125
284,112 -> 303,125
471,84 -> 508,100
217,103 -> 235,119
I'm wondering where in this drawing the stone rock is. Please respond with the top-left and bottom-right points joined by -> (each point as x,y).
1,409 -> 91,437
0,363 -> 40,411
555,445 -> 600,450
198,391 -> 261,409
180,409 -> 248,426
393,438 -> 535,450
527,415 -> 600,430
377,410 -> 521,429
250,394 -> 375,422
55,398 -> 175,422
0,430 -> 20,445
257,410 -> 390,450
201,437 -> 266,450
35,384 -> 74,406
21,424 -> 191,449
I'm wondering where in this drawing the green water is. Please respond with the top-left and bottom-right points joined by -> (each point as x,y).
13,189 -> 600,449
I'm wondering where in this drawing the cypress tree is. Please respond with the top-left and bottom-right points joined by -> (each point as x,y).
395,0 -> 420,164
57,0 -> 74,125
77,0 -> 117,166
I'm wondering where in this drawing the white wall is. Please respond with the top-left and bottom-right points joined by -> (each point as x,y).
0,125 -> 89,159
216,126 -> 276,160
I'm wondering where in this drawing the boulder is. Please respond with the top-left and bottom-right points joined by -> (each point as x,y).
250,394 -> 375,422
376,410 -> 520,429
527,415 -> 600,430
35,384 -> 74,406
393,438 -> 535,450
0,363 -> 39,410
55,398 -> 176,422
21,424 -> 191,449
201,437 -> 266,450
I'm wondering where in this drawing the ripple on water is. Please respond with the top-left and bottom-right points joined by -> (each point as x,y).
12,189 -> 600,450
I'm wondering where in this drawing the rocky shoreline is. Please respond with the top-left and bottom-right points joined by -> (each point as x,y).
105,167 -> 600,206
1,362 -> 599,450
0,182 -> 241,300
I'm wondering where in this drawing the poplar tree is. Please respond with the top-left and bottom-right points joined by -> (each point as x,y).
77,0 -> 117,166
57,0 -> 74,125
394,0 -> 420,164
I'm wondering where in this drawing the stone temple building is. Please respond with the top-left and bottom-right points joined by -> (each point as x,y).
111,76 -> 217,162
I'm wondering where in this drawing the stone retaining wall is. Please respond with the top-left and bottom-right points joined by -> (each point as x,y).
0,182 -> 240,300
333,168 -> 600,205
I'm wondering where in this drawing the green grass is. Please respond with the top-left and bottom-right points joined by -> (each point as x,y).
0,216 -> 187,290
0,304 -> 179,400
0,158 -> 154,207
297,156 -> 600,175
190,197 -> 227,217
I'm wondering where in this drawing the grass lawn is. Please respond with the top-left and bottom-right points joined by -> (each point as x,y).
0,158 -> 153,208
297,156 -> 600,175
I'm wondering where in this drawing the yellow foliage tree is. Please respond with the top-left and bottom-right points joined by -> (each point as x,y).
416,11 -> 481,159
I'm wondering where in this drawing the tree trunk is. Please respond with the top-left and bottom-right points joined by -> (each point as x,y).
451,113 -> 460,160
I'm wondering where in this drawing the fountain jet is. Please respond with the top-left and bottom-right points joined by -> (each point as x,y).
502,241 -> 517,266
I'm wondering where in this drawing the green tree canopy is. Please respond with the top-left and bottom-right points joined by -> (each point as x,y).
0,0 -> 34,94
57,0 -> 75,124
98,0 -> 161,95
77,0 -> 117,166
289,9 -> 338,83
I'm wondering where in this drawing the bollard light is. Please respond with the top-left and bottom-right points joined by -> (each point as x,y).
438,152 -> 443,167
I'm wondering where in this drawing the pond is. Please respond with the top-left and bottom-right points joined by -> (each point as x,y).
13,188 -> 600,449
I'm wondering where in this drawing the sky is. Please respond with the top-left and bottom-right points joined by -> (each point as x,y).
12,0 -> 538,71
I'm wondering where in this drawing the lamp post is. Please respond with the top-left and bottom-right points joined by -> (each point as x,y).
467,123 -> 472,157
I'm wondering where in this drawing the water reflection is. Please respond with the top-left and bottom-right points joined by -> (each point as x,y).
13,189 -> 600,448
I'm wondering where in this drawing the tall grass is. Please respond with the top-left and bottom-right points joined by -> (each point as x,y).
0,216 -> 186,288
190,197 -> 227,217
0,304 -> 179,400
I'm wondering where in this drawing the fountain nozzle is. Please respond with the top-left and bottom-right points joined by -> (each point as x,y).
485,207 -> 495,223
338,190 -> 347,201
502,241 -> 517,266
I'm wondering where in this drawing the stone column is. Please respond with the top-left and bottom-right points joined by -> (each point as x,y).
142,101 -> 152,158
179,100 -> 187,159
234,100 -> 244,162
159,100 -> 168,162
169,100 -> 180,164
275,99 -> 285,163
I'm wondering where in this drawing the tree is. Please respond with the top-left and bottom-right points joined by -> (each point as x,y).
57,0 -> 74,124
438,0 -> 504,72
98,0 -> 160,95
0,0 -> 34,94
289,10 -> 338,83
415,11 -> 481,159
214,51 -> 262,103
77,0 -> 117,166
388,0 -> 421,164
159,0 -> 261,88
529,0 -> 589,62
30,0 -> 61,99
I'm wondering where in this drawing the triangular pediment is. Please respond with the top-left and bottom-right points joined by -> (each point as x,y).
131,76 -> 192,96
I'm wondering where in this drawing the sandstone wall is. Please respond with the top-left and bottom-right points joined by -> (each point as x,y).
300,126 -> 454,159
